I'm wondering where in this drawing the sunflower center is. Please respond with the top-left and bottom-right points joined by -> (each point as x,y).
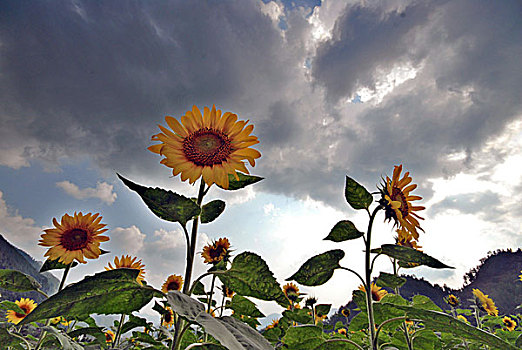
209,245 -> 226,259
167,281 -> 181,291
164,311 -> 173,323
14,305 -> 30,318
61,228 -> 89,250
183,128 -> 232,166
391,187 -> 409,218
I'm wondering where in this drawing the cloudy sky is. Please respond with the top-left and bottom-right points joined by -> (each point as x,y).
1,0 -> 521,321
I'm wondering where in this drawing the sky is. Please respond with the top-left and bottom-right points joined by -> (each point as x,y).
1,0 -> 522,324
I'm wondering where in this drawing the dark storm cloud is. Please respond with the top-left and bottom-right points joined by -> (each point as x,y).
428,191 -> 505,222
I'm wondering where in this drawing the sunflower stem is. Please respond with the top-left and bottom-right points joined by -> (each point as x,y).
339,266 -> 366,287
219,288 -> 226,317
113,314 -> 126,348
365,206 -> 382,350
206,274 -> 217,314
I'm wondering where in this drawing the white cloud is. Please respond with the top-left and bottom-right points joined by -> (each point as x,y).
56,180 -> 117,205
108,225 -> 146,255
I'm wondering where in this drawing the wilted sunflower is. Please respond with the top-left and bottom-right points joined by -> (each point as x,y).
161,274 -> 184,293
472,288 -> 498,316
379,165 -> 425,240
358,283 -> 388,302
395,228 -> 422,250
6,298 -> 37,324
148,105 -> 261,189
163,306 -> 175,328
39,212 -> 109,265
283,282 -> 300,303
202,237 -> 231,264
446,294 -> 460,307
105,255 -> 146,285
503,316 -> 517,331
105,330 -> 115,343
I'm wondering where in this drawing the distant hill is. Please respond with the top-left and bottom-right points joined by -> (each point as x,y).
0,234 -> 60,303
328,249 -> 522,326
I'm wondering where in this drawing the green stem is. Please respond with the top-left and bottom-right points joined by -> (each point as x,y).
365,206 -> 382,350
206,275 -> 217,314
10,331 -> 32,350
219,288 -> 226,317
113,314 -> 126,348
339,266 -> 366,287
324,338 -> 365,350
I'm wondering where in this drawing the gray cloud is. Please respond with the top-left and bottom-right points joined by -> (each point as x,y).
428,191 -> 505,222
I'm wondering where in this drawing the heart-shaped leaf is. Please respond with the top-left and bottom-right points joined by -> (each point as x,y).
287,250 -> 345,286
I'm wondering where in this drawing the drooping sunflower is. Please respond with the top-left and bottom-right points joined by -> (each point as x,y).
379,165 -> 425,240
161,274 -> 184,293
201,237 -> 231,264
39,212 -> 109,265
472,288 -> 498,316
446,294 -> 460,307
503,316 -> 517,331
304,296 -> 317,308
395,228 -> 422,250
6,298 -> 37,324
105,330 -> 115,343
162,306 -> 175,328
148,105 -> 261,189
283,282 -> 300,303
105,255 -> 146,285
358,283 -> 388,302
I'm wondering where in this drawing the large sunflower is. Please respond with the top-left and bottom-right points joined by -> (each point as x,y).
380,165 -> 425,240
358,283 -> 388,302
161,274 -> 184,293
148,105 -> 261,189
201,237 -> 231,264
105,255 -> 146,285
39,212 -> 109,265
472,288 -> 498,316
6,298 -> 37,324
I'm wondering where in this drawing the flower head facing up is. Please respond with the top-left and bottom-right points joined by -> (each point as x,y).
446,294 -> 460,307
163,306 -> 175,327
379,165 -> 425,240
358,283 -> 388,302
105,255 -> 146,285
472,288 -> 498,316
39,212 -> 109,265
202,237 -> 231,264
161,275 -> 184,294
6,298 -> 37,324
283,282 -> 300,303
148,105 -> 261,189
503,316 -> 517,331
105,330 -> 115,343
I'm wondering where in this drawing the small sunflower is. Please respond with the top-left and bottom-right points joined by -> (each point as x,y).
6,298 -> 37,324
222,285 -> 235,298
163,306 -> 175,328
105,255 -> 146,285
161,274 -> 184,293
304,296 -> 317,308
105,330 -> 115,343
340,306 -> 351,318
50,316 -> 62,325
314,312 -> 327,325
358,283 -> 388,302
457,315 -> 469,323
395,228 -> 422,250
446,294 -> 460,307
379,165 -> 425,240
338,328 -> 347,336
39,212 -> 109,265
283,282 -> 300,303
503,316 -> 517,331
148,105 -> 261,189
266,319 -> 279,330
519,270 -> 522,282
201,237 -> 231,264
60,317 -> 71,327
472,289 -> 498,316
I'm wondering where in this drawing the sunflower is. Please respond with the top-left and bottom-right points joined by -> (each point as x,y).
266,319 -> 279,330
201,237 -> 231,264
395,228 -> 422,250
379,165 -> 425,240
503,316 -> 517,331
472,289 -> 498,316
358,283 -> 388,302
6,298 -> 37,324
50,316 -> 62,325
105,255 -> 146,285
457,315 -> 469,323
340,306 -> 350,318
105,330 -> 115,343
446,294 -> 460,307
338,328 -> 347,336
39,212 -> 109,265
283,282 -> 300,303
148,105 -> 261,189
304,296 -> 317,308
161,274 -> 184,293
222,285 -> 235,298
163,306 -> 175,328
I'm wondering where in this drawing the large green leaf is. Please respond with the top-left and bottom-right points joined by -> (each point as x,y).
371,244 -> 454,269
0,300 -> 25,314
315,304 -> 331,317
200,200 -> 226,224
117,173 -> 201,225
40,258 -> 78,273
283,308 -> 313,324
218,172 -> 264,191
166,291 -> 273,350
42,326 -> 84,350
324,220 -> 364,242
217,252 -> 287,306
0,269 -> 41,292
228,295 -> 265,318
283,325 -> 360,349
121,314 -> 150,335
0,327 -> 25,348
68,327 -> 107,349
375,272 -> 406,289
21,268 -> 163,324
287,250 -> 345,286
344,176 -> 373,210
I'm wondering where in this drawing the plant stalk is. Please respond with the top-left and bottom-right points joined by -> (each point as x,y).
365,206 -> 381,350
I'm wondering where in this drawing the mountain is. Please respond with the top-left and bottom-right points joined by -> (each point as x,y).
328,248 -> 522,326
0,234 -> 60,303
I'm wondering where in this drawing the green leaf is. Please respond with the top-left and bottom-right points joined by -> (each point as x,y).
516,333 -> 522,347
0,269 -> 41,292
21,268 -> 163,324
200,200 -> 226,224
282,325 -> 324,349
192,281 -> 207,296
0,300 -> 25,314
153,301 -> 168,316
68,327 -> 107,348
0,327 -> 24,348
344,176 -> 373,210
117,173 -> 201,225
42,326 -> 84,350
375,272 -> 406,289
121,314 -> 150,335
167,291 -> 273,350
131,331 -> 167,346
217,252 -> 288,306
218,172 -> 264,191
283,308 -> 313,324
372,244 -> 454,269
40,258 -> 79,273
228,295 -> 265,318
185,344 -> 228,350
287,250 -> 345,286
315,304 -> 331,317
411,295 -> 442,312
324,220 -> 364,242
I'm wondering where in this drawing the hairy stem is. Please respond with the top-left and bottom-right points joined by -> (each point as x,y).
365,206 -> 382,350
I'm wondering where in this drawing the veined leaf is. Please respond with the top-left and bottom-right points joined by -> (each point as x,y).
42,326 -> 84,350
283,308 -> 313,324
21,268 -> 163,324
375,272 -> 406,289
0,300 -> 25,314
0,269 -> 41,292
40,258 -> 78,273
200,200 -> 226,224
68,327 -> 107,349
287,250 -> 345,286
117,173 -> 201,225
218,172 -> 263,191
344,176 -> 373,210
315,304 -> 331,317
228,295 -> 265,318
324,220 -> 364,242
372,244 -> 454,269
